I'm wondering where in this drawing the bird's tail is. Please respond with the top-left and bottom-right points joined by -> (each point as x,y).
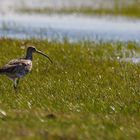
0,68 -> 5,74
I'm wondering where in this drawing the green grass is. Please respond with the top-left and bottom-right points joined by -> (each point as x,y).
18,1 -> 140,18
0,39 -> 140,139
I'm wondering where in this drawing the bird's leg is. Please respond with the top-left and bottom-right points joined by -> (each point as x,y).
17,78 -> 20,87
13,78 -> 20,90
13,79 -> 17,90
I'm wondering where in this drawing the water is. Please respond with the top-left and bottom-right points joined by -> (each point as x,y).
0,14 -> 140,42
0,0 -> 140,42
121,58 -> 140,64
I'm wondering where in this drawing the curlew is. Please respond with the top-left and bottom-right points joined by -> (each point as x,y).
0,46 -> 52,89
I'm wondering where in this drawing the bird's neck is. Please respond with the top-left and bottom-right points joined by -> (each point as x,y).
25,51 -> 33,60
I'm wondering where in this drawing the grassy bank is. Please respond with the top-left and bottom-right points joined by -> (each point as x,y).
19,2 -> 140,18
0,39 -> 140,139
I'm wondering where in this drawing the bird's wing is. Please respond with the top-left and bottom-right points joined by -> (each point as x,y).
0,64 -> 20,74
6,59 -> 31,66
8,59 -> 23,65
0,59 -> 31,74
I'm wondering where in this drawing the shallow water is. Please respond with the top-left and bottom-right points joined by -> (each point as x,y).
121,58 -> 140,64
0,14 -> 140,42
0,0 -> 140,42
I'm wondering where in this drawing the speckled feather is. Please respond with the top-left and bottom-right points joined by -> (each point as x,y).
0,59 -> 32,79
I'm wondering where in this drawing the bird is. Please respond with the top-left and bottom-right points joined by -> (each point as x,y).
0,46 -> 52,89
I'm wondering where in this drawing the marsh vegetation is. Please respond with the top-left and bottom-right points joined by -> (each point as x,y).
0,39 -> 140,139
0,0 -> 140,139
18,1 -> 140,18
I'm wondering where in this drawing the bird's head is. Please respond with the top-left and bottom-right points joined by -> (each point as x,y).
27,46 -> 37,53
26,46 -> 53,63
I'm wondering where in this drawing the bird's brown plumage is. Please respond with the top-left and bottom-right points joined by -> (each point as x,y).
0,59 -> 32,79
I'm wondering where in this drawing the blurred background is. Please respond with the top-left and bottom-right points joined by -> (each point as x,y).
0,0 -> 140,42
0,0 -> 139,15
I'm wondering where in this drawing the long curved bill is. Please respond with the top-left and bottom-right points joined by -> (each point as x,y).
36,50 -> 53,63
